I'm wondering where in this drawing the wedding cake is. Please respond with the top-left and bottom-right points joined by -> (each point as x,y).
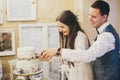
15,47 -> 41,74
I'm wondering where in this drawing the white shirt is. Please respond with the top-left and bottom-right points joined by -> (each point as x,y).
62,22 -> 115,63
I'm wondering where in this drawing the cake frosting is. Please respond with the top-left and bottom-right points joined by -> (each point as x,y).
17,47 -> 35,59
15,47 -> 41,74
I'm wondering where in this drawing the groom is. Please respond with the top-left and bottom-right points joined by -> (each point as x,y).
39,0 -> 120,80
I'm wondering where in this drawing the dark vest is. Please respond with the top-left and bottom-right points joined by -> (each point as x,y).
93,24 -> 120,80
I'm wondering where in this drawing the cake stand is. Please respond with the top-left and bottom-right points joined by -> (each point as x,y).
13,69 -> 43,80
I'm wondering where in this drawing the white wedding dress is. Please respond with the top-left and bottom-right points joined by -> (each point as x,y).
66,31 -> 93,80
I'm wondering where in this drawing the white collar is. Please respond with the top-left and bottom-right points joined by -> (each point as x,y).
97,22 -> 110,34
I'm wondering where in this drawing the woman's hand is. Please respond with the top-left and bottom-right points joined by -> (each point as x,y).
37,48 -> 57,61
41,48 -> 57,58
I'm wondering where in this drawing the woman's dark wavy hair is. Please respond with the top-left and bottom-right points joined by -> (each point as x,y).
56,10 -> 89,49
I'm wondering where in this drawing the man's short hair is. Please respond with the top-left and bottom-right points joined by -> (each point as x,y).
91,0 -> 110,16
